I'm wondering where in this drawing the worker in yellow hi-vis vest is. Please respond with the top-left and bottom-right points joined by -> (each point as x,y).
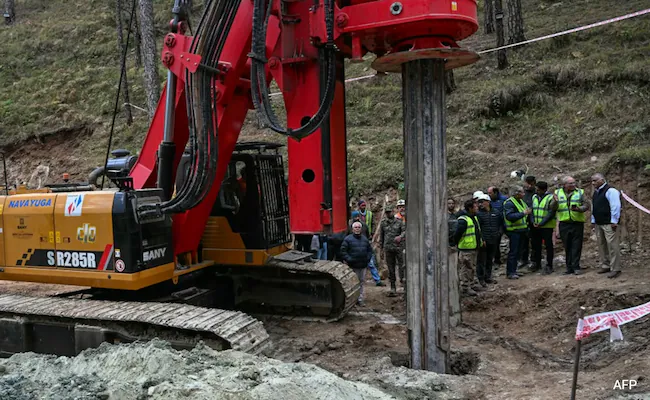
452,199 -> 484,296
531,181 -> 558,275
554,176 -> 590,275
503,185 -> 532,280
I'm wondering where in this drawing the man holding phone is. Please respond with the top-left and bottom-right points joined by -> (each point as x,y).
554,176 -> 590,275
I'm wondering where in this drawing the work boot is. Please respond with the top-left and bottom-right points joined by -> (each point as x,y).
388,282 -> 397,297
479,280 -> 487,288
528,263 -> 540,273
485,278 -> 497,284
376,281 -> 386,286
597,268 -> 611,274
463,288 -> 478,297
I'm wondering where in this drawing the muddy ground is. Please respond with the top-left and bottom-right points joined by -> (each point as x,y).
1,241 -> 650,399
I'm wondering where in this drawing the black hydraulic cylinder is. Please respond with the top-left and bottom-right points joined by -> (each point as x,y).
158,70 -> 178,201
157,142 -> 176,201
402,58 -> 450,373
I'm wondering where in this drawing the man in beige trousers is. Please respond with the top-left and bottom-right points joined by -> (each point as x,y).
591,173 -> 622,278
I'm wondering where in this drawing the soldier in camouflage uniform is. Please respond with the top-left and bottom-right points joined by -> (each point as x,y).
380,205 -> 406,297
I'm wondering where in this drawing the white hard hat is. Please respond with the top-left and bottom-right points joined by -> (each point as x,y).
478,193 -> 491,202
472,190 -> 485,199
397,199 -> 405,206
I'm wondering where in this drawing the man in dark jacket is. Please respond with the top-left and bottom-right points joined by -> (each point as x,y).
350,210 -> 383,286
487,186 -> 508,265
341,222 -> 373,305
504,185 -> 532,279
448,198 -> 459,247
476,194 -> 501,286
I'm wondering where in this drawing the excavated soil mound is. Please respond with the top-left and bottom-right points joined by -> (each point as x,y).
0,339 -> 482,400
0,339 -> 397,400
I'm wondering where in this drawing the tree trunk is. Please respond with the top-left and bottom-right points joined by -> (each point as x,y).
4,0 -> 16,25
444,70 -> 456,94
494,0 -> 508,69
506,0 -> 526,45
133,8 -> 143,68
138,0 -> 160,120
484,0 -> 494,34
115,0 -> 134,125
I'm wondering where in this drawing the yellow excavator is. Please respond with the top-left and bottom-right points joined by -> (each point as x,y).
0,142 -> 359,356
0,0 -> 479,357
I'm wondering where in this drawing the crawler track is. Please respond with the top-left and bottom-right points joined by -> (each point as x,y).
0,252 -> 360,357
0,294 -> 269,357
226,251 -> 361,322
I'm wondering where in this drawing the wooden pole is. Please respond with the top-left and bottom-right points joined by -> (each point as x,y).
636,164 -> 643,249
570,307 -> 586,400
403,58 -> 450,372
449,250 -> 461,326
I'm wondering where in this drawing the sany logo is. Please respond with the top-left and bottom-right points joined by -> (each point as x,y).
76,223 -> 97,243
143,247 -> 167,262
65,194 -> 85,216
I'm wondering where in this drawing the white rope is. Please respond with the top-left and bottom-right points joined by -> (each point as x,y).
266,8 -> 650,98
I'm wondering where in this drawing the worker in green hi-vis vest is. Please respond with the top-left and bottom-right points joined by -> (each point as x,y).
357,200 -> 373,235
531,181 -> 558,275
503,185 -> 532,280
554,176 -> 590,275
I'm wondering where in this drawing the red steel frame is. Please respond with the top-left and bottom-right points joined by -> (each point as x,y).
128,0 -> 477,257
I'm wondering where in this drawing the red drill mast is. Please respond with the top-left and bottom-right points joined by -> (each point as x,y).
129,0 -> 477,256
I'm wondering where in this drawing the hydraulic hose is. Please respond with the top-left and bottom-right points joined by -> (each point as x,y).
138,0 -> 240,218
249,0 -> 337,140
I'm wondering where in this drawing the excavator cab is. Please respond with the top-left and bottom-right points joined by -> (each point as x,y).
174,141 -> 291,265
213,142 -> 290,250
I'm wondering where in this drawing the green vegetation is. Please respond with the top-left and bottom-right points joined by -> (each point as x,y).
0,0 -> 648,195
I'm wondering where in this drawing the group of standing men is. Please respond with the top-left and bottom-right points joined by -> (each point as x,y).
451,173 -> 623,297
325,199 -> 408,305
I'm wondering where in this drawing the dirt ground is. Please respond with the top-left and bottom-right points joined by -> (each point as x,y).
261,240 -> 650,400
2,241 -> 650,399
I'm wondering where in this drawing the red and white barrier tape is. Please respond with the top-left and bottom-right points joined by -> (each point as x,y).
575,300 -> 650,342
621,190 -> 650,215
268,8 -> 649,98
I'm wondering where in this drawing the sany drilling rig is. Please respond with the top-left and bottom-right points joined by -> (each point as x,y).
0,0 -> 478,357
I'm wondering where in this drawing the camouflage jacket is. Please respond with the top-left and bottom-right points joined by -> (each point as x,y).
380,217 -> 405,252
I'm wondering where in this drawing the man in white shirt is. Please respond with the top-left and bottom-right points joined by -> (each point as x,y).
591,173 -> 622,278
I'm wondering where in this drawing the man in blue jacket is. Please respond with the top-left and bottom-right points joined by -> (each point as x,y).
341,222 -> 374,306
488,186 -> 508,265
477,194 -> 502,286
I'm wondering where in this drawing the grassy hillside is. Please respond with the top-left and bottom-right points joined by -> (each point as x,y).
339,0 -> 650,196
0,0 -> 648,196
